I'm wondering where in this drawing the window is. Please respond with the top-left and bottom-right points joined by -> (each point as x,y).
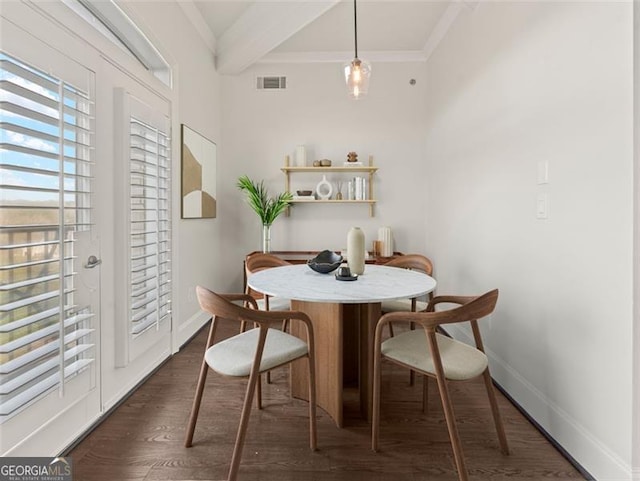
67,0 -> 172,87
0,52 -> 95,421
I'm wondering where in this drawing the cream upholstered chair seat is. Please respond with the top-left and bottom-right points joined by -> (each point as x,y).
205,327 -> 308,377
381,298 -> 428,314
381,330 -> 488,381
256,296 -> 290,312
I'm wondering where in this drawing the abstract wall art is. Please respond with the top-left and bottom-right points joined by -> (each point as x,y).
181,124 -> 217,219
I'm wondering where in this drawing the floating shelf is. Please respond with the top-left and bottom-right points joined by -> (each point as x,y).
282,156 -> 378,217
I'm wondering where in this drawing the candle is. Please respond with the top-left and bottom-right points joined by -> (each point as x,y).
295,145 -> 306,167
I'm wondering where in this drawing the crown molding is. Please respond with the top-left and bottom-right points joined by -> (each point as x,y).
257,50 -> 428,65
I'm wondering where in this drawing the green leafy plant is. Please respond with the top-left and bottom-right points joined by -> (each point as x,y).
237,175 -> 293,225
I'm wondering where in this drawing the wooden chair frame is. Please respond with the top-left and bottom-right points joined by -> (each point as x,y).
244,252 -> 291,311
185,288 -> 317,481
372,289 -> 509,481
244,253 -> 292,384
383,253 -> 435,385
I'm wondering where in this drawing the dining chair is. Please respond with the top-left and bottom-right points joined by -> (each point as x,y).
245,252 -> 291,318
185,287 -> 317,481
382,254 -> 434,322
382,254 -> 434,385
371,289 -> 509,481
245,253 -> 292,384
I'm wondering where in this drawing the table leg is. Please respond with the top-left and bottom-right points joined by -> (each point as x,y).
290,300 -> 344,427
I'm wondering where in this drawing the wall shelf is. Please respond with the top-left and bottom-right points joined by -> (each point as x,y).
282,156 -> 378,217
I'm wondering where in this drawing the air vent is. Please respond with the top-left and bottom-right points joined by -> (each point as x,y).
256,76 -> 286,90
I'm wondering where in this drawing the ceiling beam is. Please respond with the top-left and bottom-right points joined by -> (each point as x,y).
216,1 -> 340,75
178,0 -> 217,54
422,0 -> 464,62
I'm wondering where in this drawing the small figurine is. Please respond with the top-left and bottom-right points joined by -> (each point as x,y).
347,151 -> 358,162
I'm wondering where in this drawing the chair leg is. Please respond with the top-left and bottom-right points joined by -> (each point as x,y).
434,374 -> 468,481
422,375 -> 429,414
227,336 -> 266,481
482,370 -> 509,455
306,355 -> 317,451
387,322 -> 395,338
409,322 -> 415,386
428,331 -> 468,481
184,357 -> 209,447
266,370 -> 271,384
256,373 -> 263,410
185,318 -> 217,448
371,343 -> 383,452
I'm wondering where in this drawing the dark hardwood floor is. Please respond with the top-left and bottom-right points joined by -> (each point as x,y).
68,321 -> 586,481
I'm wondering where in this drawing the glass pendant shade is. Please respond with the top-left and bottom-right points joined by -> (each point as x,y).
344,58 -> 371,99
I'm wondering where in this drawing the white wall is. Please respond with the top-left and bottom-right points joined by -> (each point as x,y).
220,62 -> 429,290
424,2 -> 634,480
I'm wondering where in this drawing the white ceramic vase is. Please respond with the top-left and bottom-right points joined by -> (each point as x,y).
316,175 -> 333,200
347,227 -> 365,275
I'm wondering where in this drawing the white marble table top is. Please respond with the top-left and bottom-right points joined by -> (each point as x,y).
247,264 -> 436,304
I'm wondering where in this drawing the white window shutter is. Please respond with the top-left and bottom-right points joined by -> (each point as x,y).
0,52 -> 95,421
114,88 -> 171,367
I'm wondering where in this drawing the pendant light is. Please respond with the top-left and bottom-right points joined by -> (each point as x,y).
344,0 -> 371,99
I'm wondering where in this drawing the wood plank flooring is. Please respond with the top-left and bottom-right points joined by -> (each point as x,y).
68,321 -> 586,481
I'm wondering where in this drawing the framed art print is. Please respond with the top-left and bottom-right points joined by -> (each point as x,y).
181,124 -> 216,219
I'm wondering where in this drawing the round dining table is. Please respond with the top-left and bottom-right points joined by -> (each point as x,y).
248,263 -> 436,427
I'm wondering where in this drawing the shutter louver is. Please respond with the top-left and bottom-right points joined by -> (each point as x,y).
128,118 -> 171,336
0,52 -> 94,421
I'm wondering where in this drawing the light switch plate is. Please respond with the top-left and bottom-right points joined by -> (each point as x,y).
536,193 -> 548,219
537,160 -> 548,185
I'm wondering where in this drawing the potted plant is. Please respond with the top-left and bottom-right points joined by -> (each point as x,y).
237,175 -> 293,252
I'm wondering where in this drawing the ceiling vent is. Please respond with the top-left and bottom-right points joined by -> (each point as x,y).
256,76 -> 286,90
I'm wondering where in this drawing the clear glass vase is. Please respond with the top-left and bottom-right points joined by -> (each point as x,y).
262,224 -> 271,253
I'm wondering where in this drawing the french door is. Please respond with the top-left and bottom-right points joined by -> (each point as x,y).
96,61 -> 172,409
1,9 -> 172,455
0,20 -> 101,455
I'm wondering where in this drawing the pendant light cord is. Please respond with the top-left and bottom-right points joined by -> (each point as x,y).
353,0 -> 358,59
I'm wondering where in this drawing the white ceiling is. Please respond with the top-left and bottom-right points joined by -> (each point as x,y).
179,0 -> 468,74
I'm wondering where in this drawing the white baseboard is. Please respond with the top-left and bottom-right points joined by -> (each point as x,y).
174,310 -> 210,352
446,324 -> 633,481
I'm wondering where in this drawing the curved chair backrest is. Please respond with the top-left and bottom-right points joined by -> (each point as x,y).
196,287 -> 260,324
423,289 -> 498,329
246,253 -> 290,274
245,254 -> 291,307
384,254 -> 433,276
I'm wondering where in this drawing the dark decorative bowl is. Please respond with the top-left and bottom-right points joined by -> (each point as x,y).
307,250 -> 343,274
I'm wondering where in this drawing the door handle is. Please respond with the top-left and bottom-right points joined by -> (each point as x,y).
84,255 -> 102,269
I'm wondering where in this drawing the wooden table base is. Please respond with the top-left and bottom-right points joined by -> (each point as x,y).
289,300 -> 381,427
